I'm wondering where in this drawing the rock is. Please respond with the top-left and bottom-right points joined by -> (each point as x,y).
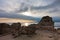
38,16 -> 54,31
57,28 -> 60,34
25,24 -> 37,35
11,22 -> 21,37
0,23 -> 10,35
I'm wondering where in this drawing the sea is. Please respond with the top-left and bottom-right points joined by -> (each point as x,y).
54,22 -> 60,29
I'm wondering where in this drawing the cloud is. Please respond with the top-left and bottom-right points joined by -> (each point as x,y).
0,0 -> 56,12
0,0 -> 60,22
0,0 -> 21,12
26,0 -> 56,7
26,0 -> 60,17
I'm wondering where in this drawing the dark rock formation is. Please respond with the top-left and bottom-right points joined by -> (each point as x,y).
38,16 -> 54,31
0,23 -> 10,35
20,24 -> 37,35
57,28 -> 60,34
25,24 -> 37,35
11,22 -> 21,37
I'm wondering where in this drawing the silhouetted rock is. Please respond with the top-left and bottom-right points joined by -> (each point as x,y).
20,24 -> 37,35
0,23 -> 10,35
38,16 -> 54,31
25,24 -> 37,35
11,22 -> 21,37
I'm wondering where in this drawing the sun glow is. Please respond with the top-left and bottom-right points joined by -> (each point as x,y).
22,11 -> 32,16
25,23 -> 29,26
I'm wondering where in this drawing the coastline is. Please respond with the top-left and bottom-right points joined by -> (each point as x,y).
54,26 -> 60,29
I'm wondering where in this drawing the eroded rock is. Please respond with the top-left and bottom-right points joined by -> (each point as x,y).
38,16 -> 54,31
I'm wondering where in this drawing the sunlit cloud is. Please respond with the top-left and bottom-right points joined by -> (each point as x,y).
0,0 -> 60,22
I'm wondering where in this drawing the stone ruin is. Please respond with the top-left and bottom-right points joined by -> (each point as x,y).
38,16 -> 54,31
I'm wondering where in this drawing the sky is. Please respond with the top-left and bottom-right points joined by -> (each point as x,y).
0,0 -> 60,23
0,18 -> 34,23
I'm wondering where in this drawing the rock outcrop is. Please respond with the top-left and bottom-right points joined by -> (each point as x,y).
38,16 -> 54,31
11,22 -> 21,37
26,24 -> 37,35
57,28 -> 60,34
0,23 -> 10,35
21,24 -> 37,35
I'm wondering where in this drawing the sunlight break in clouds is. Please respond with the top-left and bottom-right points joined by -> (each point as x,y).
0,0 -> 60,22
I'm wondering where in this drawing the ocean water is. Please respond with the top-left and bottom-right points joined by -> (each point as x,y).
54,22 -> 60,29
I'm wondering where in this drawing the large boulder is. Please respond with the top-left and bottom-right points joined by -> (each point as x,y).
38,16 -> 54,31
0,23 -> 10,35
11,22 -> 21,37
11,22 -> 21,30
